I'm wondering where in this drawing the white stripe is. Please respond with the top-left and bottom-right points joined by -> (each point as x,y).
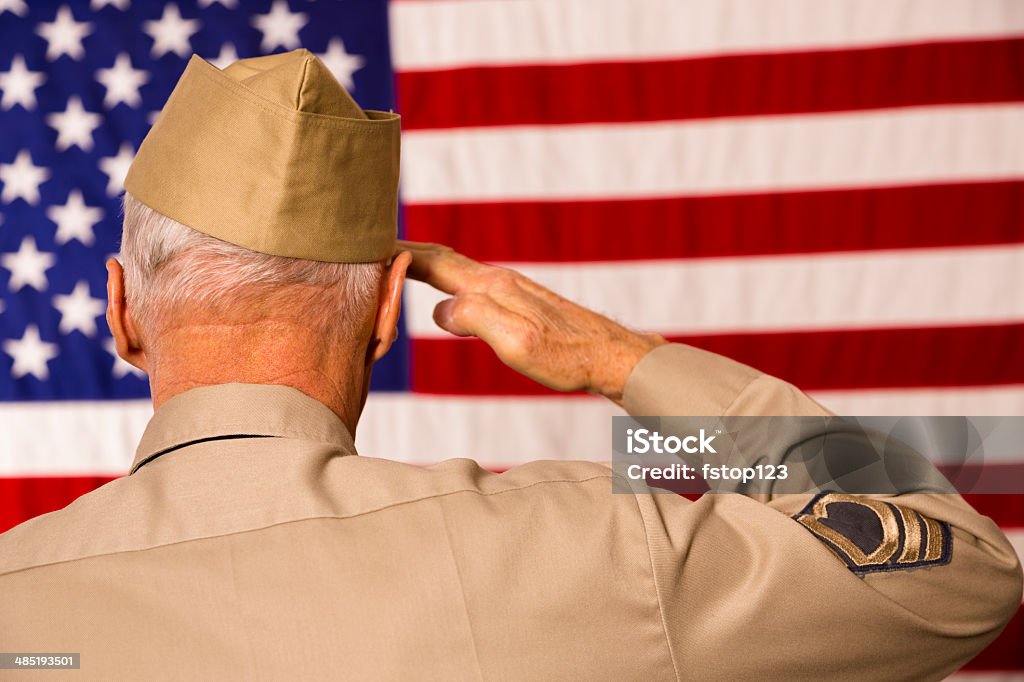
4,387 -> 1023,475
0,400 -> 151,476
401,105 -> 1024,203
391,0 -> 1024,71
812,385 -> 1024,418
404,245 -> 1024,338
361,391 -> 1024,463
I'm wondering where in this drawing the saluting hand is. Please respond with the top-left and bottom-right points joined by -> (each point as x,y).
397,241 -> 666,406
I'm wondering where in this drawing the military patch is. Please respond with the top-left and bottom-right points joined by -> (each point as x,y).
793,493 -> 952,575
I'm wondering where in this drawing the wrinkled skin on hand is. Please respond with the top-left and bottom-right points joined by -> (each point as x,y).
398,241 -> 666,406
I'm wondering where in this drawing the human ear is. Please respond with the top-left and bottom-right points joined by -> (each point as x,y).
368,251 -> 411,363
105,258 -> 148,373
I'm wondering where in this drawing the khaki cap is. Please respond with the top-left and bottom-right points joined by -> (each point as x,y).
124,49 -> 400,263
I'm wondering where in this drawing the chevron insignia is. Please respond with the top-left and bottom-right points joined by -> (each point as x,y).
793,492 -> 952,575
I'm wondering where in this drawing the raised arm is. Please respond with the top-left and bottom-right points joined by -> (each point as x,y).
400,241 -> 1022,680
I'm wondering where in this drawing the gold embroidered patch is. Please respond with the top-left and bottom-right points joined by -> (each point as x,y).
793,493 -> 952,574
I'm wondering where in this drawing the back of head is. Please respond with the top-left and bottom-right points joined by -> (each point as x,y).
119,193 -> 383,347
118,48 -> 400,351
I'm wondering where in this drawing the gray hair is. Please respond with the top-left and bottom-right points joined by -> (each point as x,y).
119,193 -> 384,342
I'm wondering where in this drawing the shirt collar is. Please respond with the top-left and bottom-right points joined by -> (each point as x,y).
131,383 -> 357,474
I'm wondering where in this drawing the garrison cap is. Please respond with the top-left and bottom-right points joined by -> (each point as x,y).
124,49 -> 400,263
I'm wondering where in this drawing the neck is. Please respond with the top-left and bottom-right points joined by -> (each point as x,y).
146,319 -> 368,436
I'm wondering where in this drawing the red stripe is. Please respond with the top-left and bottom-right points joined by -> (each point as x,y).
941,465 -> 1024,496
398,39 -> 1024,129
962,605 -> 1024,671
963,494 -> 1024,528
411,324 -> 1024,395
0,476 -> 117,533
404,181 -> 1024,263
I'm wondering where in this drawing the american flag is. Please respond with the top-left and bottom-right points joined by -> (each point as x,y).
0,0 -> 1021,675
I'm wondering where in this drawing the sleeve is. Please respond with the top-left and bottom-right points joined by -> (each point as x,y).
622,343 -> 1023,680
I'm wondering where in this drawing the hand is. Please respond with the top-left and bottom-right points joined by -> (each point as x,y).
398,241 -> 666,405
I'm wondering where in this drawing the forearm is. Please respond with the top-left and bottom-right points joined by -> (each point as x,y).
622,342 -> 830,418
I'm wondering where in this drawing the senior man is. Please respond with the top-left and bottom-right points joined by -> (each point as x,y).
0,50 -> 1020,681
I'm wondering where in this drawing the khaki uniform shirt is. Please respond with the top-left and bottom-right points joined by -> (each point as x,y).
1,344 -> 1020,680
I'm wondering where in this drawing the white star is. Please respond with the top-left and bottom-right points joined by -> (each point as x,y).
0,150 -> 50,204
0,55 -> 46,110
96,53 -> 149,108
90,0 -> 130,9
0,0 -> 27,17
3,325 -> 59,380
46,96 -> 102,151
143,4 -> 200,58
198,0 -> 236,7
36,6 -> 93,61
209,42 -> 238,70
47,190 -> 103,246
98,143 -> 134,196
252,0 -> 307,52
104,337 -> 146,378
1,237 -> 56,292
317,37 -> 365,91
53,281 -> 106,336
